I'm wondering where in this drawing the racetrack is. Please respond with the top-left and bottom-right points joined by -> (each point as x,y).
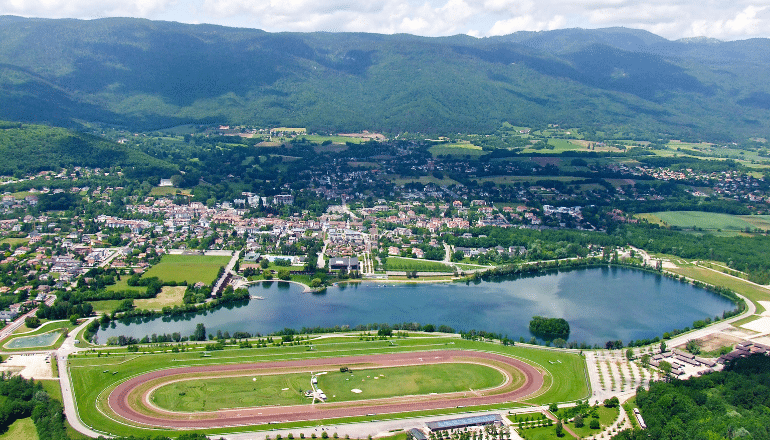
108,350 -> 544,429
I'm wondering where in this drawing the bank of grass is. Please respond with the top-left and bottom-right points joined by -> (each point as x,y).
383,257 -> 453,272
151,363 -> 504,412
68,337 -> 587,438
666,265 -> 770,315
134,286 -> 186,310
142,254 -> 231,285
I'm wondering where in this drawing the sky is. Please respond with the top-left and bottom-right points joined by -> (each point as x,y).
1,0 -> 769,41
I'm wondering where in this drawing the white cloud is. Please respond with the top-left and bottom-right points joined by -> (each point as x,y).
2,0 -> 770,40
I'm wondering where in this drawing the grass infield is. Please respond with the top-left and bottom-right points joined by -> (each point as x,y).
150,363 -> 504,412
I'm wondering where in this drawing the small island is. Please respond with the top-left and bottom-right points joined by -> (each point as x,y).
529,316 -> 571,341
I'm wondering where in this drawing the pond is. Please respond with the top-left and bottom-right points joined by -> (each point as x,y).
5,331 -> 62,349
96,267 -> 736,346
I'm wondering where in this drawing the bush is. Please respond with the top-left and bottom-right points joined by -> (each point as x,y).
590,419 -> 601,429
25,316 -> 40,328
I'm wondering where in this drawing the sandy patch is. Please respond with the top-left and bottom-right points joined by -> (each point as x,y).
759,301 -> 770,316
690,332 -> 744,352
0,353 -> 54,379
351,389 -> 362,393
741,316 -> 770,333
661,261 -> 678,269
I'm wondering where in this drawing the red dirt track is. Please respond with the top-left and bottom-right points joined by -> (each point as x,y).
109,350 -> 544,429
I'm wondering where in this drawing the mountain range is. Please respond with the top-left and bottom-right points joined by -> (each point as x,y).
1,16 -> 770,140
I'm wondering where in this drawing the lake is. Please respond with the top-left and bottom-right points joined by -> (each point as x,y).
96,267 -> 736,346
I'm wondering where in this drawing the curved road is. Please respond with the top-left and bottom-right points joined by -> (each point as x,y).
109,350 -> 544,429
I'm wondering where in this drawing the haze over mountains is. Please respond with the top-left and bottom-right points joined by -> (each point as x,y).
1,16 -> 770,140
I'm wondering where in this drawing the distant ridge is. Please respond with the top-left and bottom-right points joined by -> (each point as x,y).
0,16 -> 769,140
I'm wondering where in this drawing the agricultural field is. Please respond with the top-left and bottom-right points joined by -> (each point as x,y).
383,257 -> 454,272
637,211 -> 770,232
429,142 -> 487,158
389,174 -> 461,186
303,134 -> 367,144
67,337 -> 588,438
141,254 -> 231,285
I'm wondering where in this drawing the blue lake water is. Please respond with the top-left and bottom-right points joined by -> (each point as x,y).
96,267 -> 735,346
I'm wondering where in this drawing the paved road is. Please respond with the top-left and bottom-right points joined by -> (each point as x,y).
56,317 -> 106,438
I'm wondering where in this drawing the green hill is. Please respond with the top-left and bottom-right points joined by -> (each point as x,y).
0,121 -> 176,178
0,17 -> 769,140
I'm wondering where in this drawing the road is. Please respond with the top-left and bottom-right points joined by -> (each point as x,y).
211,250 -> 238,296
56,317 -> 105,438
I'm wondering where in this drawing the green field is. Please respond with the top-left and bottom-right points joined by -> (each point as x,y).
0,418 -> 38,440
383,257 -> 453,272
151,363 -> 503,412
68,337 -> 588,437
639,211 -> 770,232
429,142 -> 487,158
141,254 -> 231,284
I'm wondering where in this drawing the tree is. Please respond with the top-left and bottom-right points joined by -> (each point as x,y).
626,348 -> 634,361
193,323 -> 207,341
555,419 -> 564,437
660,340 -> 667,353
590,419 -> 600,429
641,353 -> 651,369
574,414 -> 585,428
549,402 -> 559,413
260,259 -> 270,269
659,360 -> 673,381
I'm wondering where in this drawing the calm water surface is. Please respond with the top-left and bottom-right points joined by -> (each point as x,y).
97,267 -> 735,345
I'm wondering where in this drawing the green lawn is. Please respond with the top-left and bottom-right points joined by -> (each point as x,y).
88,300 -> 124,315
0,237 -> 29,246
565,406 -> 618,438
142,254 -> 231,284
383,257 -> 453,272
0,418 -> 38,440
67,337 -> 588,438
151,363 -> 503,411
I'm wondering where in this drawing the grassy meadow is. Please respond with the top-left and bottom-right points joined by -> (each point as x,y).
141,254 -> 231,284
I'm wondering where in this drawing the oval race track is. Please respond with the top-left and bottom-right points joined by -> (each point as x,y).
108,350 -> 544,429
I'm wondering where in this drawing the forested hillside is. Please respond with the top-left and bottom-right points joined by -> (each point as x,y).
0,17 -> 769,140
0,122 -> 176,178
